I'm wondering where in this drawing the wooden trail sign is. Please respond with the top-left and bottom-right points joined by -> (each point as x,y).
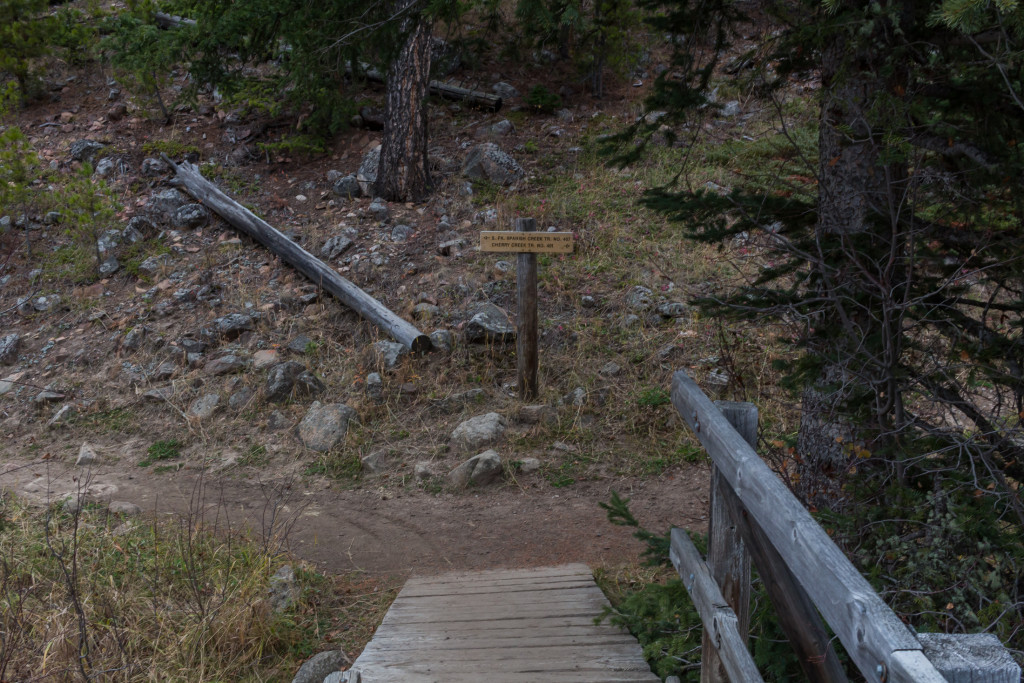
480,218 -> 574,399
480,231 -> 575,254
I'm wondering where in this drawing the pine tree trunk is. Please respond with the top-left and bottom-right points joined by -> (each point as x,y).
795,32 -> 909,507
375,5 -> 432,202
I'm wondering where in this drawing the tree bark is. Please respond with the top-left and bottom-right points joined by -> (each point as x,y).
375,2 -> 432,202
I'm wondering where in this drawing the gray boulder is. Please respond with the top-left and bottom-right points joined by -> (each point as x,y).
205,354 -> 247,376
147,188 -> 189,222
464,303 -> 515,344
70,140 -> 104,162
357,145 -> 381,196
291,651 -> 350,683
374,341 -> 408,369
265,361 -> 306,401
448,449 -> 503,488
141,157 -> 167,176
173,203 -> 211,230
450,412 -> 506,453
214,313 -> 253,338
77,442 -> 100,466
269,564 -> 300,612
321,235 -> 354,260
109,501 -> 142,515
368,198 -> 389,222
0,334 -> 20,365
462,143 -> 525,186
492,82 -> 519,99
391,224 -> 413,242
98,256 -> 120,276
490,119 -> 515,136
657,302 -> 687,318
429,329 -> 453,353
332,174 -> 361,199
625,286 -> 655,311
188,393 -> 221,419
297,402 -> 357,452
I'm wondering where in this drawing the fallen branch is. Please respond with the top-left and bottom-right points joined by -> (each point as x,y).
163,156 -> 432,352
353,63 -> 503,112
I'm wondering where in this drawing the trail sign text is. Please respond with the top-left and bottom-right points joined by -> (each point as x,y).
480,231 -> 574,254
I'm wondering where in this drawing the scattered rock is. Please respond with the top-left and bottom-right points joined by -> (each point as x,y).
70,139 -> 104,162
33,390 -> 65,404
77,442 -> 100,466
205,354 -> 247,376
516,457 -> 541,474
143,386 -> 174,402
287,335 -> 314,354
368,198 -> 390,222
107,102 -> 128,120
722,100 -> 741,117
265,361 -> 306,401
625,286 -> 655,311
450,412 -> 506,453
253,349 -> 279,369
448,449 -> 503,488
290,650 -> 351,683
656,302 -> 687,318
492,82 -> 519,99
269,564 -> 300,612
150,361 -> 177,381
464,303 -> 515,344
562,387 -> 587,407
137,254 -> 173,276
331,174 -> 361,199
297,401 -> 358,452
374,341 -> 408,369
0,372 -> 24,396
490,119 -> 515,136
173,203 -> 211,230
414,462 -> 433,480
462,143 -> 525,186
94,157 -> 116,177
412,303 -> 439,320
109,501 -> 142,515
429,329 -> 453,353
267,410 -> 291,431
295,371 -> 325,397
214,313 -> 254,338
391,224 -> 413,242
228,386 -> 254,410
365,372 -> 383,401
140,157 -> 167,176
0,334 -> 20,365
357,145 -> 381,196
147,188 -> 189,221
188,393 -> 220,419
599,362 -> 621,377
321,235 -> 354,260
98,256 -> 119,276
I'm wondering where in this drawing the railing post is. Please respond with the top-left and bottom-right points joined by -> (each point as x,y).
701,402 -> 755,683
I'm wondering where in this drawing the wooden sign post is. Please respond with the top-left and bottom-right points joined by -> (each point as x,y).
480,218 -> 574,400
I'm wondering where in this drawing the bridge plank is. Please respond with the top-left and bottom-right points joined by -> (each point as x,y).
351,564 -> 659,683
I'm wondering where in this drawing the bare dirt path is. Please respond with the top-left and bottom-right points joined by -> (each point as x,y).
1,457 -> 709,577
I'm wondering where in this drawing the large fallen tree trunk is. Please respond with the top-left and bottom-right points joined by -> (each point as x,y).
164,157 -> 432,352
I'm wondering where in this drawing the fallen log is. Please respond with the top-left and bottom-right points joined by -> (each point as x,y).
164,156 -> 432,353
154,11 -> 196,28
354,64 -> 502,113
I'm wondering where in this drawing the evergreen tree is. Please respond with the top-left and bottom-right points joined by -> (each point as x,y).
634,0 -> 1024,643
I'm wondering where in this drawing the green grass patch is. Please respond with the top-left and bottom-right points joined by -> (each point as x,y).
139,439 -> 181,467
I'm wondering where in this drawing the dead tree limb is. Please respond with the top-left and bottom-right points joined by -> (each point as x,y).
163,156 -> 432,352
353,64 -> 502,112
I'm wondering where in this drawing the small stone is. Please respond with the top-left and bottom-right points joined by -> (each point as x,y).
365,372 -> 383,401
141,157 -> 167,176
625,286 -> 655,311
490,119 -> 515,136
253,349 -> 279,369
599,362 -> 621,377
109,501 -> 142,515
205,354 -> 247,376
374,340 -> 408,369
70,140 -> 104,162
414,462 -> 433,480
492,82 -> 519,99
656,302 -> 687,318
621,314 -> 641,328
173,203 -> 211,230
297,402 -> 358,452
146,188 -> 189,221
562,387 -> 587,407
448,449 -> 503,488
188,393 -> 221,419
137,254 -> 173,276
94,157 -> 116,177
321,235 -> 354,260
429,329 -> 453,353
265,361 -> 306,401
228,386 -> 254,410
214,313 -> 253,338
290,650 -> 351,683
450,412 -> 506,453
368,198 -> 390,222
391,224 -> 413,242
98,256 -> 120,276
295,371 -> 325,397
517,457 -> 541,473
722,100 -> 741,117
331,174 -> 361,199
464,303 -> 515,344
269,564 -> 299,612
77,442 -> 100,466
356,145 -> 381,197
412,303 -> 439,320
122,326 -> 147,352
0,334 -> 20,365
267,410 -> 291,431
33,390 -> 65,404
462,143 -> 524,186
143,386 -> 174,402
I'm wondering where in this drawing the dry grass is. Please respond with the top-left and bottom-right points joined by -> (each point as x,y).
0,488 -> 397,682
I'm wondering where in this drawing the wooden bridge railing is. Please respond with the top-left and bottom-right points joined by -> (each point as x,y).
669,370 -> 1020,683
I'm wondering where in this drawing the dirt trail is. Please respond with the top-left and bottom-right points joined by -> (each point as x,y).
1,458 -> 709,577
